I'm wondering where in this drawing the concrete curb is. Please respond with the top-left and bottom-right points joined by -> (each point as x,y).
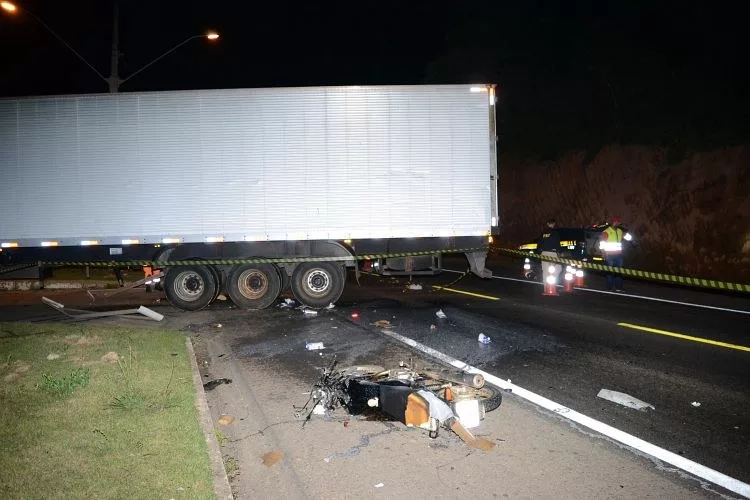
185,337 -> 234,500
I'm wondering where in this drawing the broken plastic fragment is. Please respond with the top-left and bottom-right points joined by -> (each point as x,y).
374,483 -> 384,488
303,309 -> 318,316
407,283 -> 423,290
597,389 -> 655,411
306,342 -> 325,351
436,309 -> 447,319
372,319 -> 392,328
691,401 -> 701,407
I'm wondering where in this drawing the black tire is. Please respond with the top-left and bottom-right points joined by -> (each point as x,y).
226,263 -> 281,309
291,262 -> 345,308
163,265 -> 218,311
277,265 -> 291,292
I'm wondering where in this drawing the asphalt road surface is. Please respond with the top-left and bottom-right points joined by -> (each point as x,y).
1,253 -> 748,498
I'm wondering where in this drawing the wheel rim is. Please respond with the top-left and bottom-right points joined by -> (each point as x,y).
304,268 -> 331,297
173,271 -> 205,302
237,269 -> 269,299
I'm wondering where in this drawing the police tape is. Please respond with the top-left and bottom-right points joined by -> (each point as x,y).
496,247 -> 750,293
37,247 -> 488,269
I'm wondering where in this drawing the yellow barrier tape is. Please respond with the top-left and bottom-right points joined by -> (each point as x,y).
497,247 -> 750,293
37,247 -> 488,269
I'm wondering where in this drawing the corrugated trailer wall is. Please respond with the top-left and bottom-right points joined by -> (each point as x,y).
0,85 -> 493,246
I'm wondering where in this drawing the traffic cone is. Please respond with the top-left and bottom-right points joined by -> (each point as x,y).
563,266 -> 574,293
543,264 -> 559,296
575,266 -> 585,287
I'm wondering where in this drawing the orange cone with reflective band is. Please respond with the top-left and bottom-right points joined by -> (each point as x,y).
563,266 -> 574,293
543,264 -> 559,296
575,266 -> 585,287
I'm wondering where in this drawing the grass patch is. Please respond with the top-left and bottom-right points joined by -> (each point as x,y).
0,322 -> 216,499
40,367 -> 91,397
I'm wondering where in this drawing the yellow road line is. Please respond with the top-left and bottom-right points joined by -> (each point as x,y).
432,286 -> 500,301
618,322 -> 750,353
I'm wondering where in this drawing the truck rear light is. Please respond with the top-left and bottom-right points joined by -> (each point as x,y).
162,238 -> 181,244
1,242 -> 19,248
205,236 -> 224,243
41,241 -> 59,247
121,239 -> 140,245
80,240 -> 99,246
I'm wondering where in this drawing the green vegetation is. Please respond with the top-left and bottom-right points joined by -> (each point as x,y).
0,322 -> 216,499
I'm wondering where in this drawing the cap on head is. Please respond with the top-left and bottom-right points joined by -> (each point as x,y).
611,216 -> 621,226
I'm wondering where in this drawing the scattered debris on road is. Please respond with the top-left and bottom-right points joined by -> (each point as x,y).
305,342 -> 325,351
435,309 -> 447,319
597,389 -> 655,411
372,319 -> 392,329
41,296 -> 164,322
261,451 -> 284,467
218,415 -> 235,425
406,283 -> 423,291
279,298 -> 296,308
478,333 -> 492,344
203,378 -> 233,391
691,401 -> 702,407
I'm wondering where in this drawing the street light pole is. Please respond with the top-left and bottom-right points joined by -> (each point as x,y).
1,1 -> 219,94
1,1 -> 108,86
106,2 -> 121,93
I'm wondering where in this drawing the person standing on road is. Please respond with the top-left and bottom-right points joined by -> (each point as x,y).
538,218 -> 561,288
600,216 -> 629,291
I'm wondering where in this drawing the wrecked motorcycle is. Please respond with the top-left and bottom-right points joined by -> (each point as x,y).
295,361 -> 502,449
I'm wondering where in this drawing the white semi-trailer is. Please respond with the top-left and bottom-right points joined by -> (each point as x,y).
0,84 -> 498,310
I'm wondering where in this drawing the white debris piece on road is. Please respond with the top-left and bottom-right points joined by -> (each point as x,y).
407,283 -> 423,290
305,342 -> 325,351
436,309 -> 447,319
279,298 -> 296,308
302,309 -> 318,316
691,401 -> 702,407
597,389 -> 655,411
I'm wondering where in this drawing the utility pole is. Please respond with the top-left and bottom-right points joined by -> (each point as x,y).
106,2 -> 122,93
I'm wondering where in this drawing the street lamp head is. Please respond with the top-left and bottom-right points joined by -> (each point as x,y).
1,1 -> 18,13
206,32 -> 219,40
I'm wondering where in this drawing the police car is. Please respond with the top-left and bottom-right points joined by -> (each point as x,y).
519,225 -> 608,280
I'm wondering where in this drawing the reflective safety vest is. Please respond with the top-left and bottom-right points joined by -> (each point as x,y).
600,226 -> 623,253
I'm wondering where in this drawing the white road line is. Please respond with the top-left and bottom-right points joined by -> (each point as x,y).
443,268 -> 750,315
376,327 -> 750,498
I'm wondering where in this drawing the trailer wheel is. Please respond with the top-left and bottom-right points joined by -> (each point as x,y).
227,263 -> 281,309
164,265 -> 217,311
291,262 -> 345,308
277,265 -> 291,292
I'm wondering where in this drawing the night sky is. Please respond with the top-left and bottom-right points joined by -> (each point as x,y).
1,0 -> 747,154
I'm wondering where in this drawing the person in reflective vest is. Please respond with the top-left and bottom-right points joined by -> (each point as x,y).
599,216 -> 632,291
538,218 -> 561,289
